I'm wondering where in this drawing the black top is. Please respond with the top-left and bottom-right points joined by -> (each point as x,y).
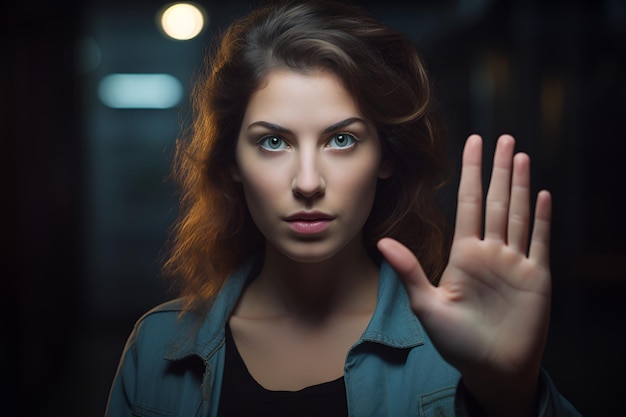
217,323 -> 349,417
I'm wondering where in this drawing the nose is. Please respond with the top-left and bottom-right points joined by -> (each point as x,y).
292,149 -> 325,199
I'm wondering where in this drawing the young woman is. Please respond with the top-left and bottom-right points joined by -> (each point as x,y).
106,1 -> 581,416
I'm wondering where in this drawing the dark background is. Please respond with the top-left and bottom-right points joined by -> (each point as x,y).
3,0 -> 624,415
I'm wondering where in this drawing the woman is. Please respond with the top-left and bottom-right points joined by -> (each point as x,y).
106,1 -> 580,416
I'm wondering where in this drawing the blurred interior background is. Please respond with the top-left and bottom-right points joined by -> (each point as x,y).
3,0 -> 624,415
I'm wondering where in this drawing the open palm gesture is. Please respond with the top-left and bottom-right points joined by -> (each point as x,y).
378,134 -> 552,416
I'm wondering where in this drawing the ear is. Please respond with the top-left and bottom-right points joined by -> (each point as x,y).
378,159 -> 393,179
231,164 -> 241,182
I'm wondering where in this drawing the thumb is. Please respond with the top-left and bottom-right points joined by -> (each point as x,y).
377,238 -> 435,309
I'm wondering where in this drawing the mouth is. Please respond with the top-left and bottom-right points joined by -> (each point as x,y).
284,211 -> 335,234
284,211 -> 334,222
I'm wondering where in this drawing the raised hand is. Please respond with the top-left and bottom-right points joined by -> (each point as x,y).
378,134 -> 552,417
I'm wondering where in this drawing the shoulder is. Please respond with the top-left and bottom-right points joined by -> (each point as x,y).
136,298 -> 187,324
107,299 -> 212,415
134,298 -> 189,331
125,298 -> 204,358
126,257 -> 262,360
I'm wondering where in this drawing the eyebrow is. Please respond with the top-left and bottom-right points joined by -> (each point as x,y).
247,117 -> 367,135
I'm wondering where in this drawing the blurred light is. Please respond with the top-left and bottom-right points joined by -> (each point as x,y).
159,3 -> 206,40
541,74 -> 565,145
98,73 -> 183,109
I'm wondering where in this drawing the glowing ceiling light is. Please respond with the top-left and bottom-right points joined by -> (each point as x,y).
159,3 -> 206,41
98,73 -> 183,109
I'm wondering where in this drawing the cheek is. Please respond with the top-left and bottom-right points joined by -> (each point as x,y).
332,157 -> 381,210
236,145 -> 277,198
238,160 -> 288,212
241,174 -> 276,203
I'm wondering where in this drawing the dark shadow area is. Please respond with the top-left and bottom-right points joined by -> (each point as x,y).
3,0 -> 624,415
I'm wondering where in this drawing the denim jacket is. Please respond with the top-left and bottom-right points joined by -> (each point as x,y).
105,257 -> 580,417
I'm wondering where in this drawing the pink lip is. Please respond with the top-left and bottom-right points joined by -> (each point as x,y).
284,211 -> 334,235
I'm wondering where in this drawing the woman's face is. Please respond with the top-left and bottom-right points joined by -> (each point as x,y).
234,69 -> 390,263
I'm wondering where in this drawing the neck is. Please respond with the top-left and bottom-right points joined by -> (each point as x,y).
245,238 -> 379,323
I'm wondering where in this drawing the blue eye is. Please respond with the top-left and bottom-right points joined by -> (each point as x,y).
259,136 -> 288,151
328,133 -> 356,149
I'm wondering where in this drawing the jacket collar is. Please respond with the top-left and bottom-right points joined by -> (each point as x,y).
359,261 -> 425,349
163,256 -> 261,362
164,256 -> 424,361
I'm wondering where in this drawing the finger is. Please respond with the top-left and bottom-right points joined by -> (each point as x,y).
529,190 -> 552,267
508,152 -> 531,253
453,135 -> 483,240
484,134 -> 516,241
377,238 -> 435,309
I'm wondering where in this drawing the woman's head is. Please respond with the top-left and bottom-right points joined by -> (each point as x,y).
234,68 -> 391,265
165,0 -> 449,311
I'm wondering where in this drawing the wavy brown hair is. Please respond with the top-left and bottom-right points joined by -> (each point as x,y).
163,0 -> 451,313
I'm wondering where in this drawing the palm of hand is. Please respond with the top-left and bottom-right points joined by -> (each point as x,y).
379,134 -> 552,380
432,236 -> 551,376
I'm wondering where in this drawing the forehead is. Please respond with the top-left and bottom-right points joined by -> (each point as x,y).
242,68 -> 363,125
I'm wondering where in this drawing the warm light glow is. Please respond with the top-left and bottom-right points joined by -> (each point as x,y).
159,3 -> 206,40
98,73 -> 183,109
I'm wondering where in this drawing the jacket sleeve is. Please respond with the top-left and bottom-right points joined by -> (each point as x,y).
454,369 -> 582,417
104,327 -> 139,417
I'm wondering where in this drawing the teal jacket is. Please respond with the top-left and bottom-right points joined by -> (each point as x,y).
105,258 -> 581,416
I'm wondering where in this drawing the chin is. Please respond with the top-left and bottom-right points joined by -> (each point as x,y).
272,241 -> 348,265
281,250 -> 340,264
